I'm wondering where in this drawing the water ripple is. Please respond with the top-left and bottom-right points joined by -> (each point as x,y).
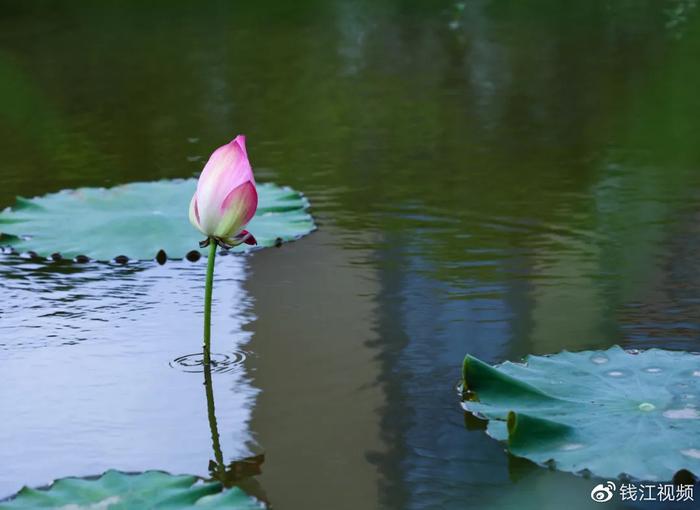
170,351 -> 249,374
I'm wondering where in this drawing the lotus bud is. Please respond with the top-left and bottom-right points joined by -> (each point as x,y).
189,135 -> 258,247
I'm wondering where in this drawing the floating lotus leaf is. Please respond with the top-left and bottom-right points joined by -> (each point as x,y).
0,470 -> 264,509
461,346 -> 700,481
0,179 -> 315,261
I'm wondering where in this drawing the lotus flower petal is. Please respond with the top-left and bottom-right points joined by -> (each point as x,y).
188,193 -> 202,233
236,230 -> 257,246
214,181 -> 258,239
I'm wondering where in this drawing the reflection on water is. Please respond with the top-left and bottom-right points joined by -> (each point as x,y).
202,360 -> 269,504
0,255 -> 258,497
1,0 -> 700,508
246,229 -> 388,510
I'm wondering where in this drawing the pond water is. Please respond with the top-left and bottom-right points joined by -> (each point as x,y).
1,1 -> 700,509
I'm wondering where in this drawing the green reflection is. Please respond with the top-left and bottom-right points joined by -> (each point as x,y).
202,362 -> 268,503
203,361 -> 225,473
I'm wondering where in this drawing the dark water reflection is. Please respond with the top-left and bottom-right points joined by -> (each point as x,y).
2,1 -> 700,508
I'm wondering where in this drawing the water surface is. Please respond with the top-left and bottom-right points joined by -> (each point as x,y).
1,1 -> 700,508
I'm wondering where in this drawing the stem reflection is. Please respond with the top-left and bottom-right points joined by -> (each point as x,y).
202,362 -> 268,502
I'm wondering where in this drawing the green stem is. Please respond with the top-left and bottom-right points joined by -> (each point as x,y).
203,239 -> 217,365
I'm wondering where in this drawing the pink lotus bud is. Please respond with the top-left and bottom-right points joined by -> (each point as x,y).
189,135 -> 258,244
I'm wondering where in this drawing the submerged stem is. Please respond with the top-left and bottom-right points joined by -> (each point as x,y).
203,239 -> 217,365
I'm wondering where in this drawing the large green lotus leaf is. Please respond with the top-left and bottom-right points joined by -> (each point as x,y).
0,179 -> 315,261
0,470 -> 264,509
461,346 -> 700,481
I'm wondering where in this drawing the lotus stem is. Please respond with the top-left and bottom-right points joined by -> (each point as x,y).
203,239 -> 217,365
